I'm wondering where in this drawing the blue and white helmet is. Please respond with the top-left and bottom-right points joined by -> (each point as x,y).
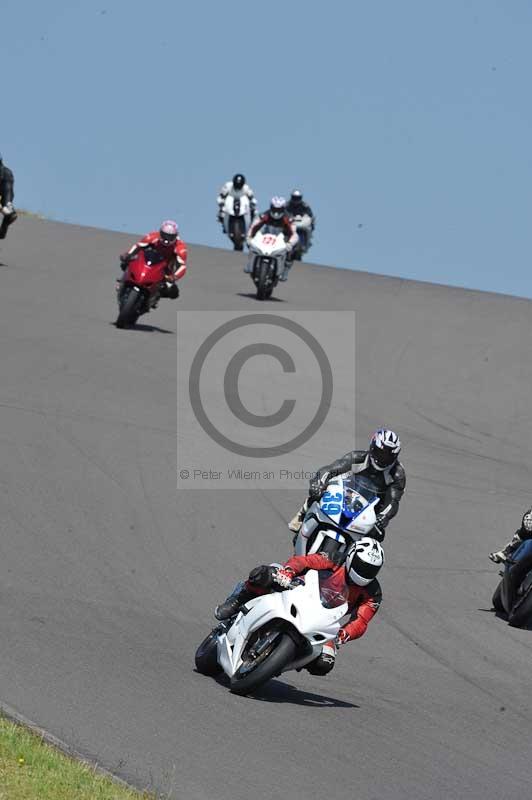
270,196 -> 287,220
369,428 -> 401,471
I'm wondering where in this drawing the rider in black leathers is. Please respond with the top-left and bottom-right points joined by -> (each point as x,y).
0,154 -> 17,240
288,429 -> 406,542
286,190 -> 315,226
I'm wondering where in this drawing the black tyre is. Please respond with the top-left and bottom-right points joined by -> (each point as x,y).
116,289 -> 140,328
492,580 -> 504,613
195,630 -> 222,676
508,586 -> 532,628
256,260 -> 273,301
232,217 -> 245,251
230,632 -> 296,696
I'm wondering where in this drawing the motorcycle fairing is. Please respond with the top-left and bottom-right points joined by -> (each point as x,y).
217,571 -> 347,677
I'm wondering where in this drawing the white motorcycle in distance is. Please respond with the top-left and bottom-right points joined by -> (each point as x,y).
221,194 -> 251,251
290,213 -> 313,261
294,474 -> 380,558
195,569 -> 348,696
247,228 -> 289,300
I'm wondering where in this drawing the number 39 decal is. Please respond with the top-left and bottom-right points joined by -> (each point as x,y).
321,490 -> 342,516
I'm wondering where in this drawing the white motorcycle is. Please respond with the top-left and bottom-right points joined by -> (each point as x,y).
290,213 -> 313,261
221,194 -> 251,251
247,228 -> 289,300
294,473 -> 380,558
195,569 -> 348,695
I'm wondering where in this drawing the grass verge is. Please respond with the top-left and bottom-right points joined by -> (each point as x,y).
0,714 -> 156,800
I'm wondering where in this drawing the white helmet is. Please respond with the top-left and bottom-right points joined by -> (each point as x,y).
269,196 -> 287,220
345,538 -> 384,586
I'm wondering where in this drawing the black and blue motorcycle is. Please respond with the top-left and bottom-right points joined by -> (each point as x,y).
492,540 -> 532,627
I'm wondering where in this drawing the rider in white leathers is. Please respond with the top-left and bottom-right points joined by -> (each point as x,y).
217,174 -> 257,226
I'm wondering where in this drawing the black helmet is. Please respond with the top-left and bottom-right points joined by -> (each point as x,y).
345,538 -> 384,586
290,189 -> 304,206
232,174 -> 245,190
368,428 -> 401,471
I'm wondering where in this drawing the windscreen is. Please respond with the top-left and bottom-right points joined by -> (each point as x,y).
345,474 -> 380,502
318,569 -> 349,609
138,246 -> 165,266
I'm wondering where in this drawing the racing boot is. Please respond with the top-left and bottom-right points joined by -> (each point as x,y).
214,581 -> 255,620
244,253 -> 254,274
288,500 -> 308,535
115,277 -> 124,305
0,210 -> 17,240
489,532 -> 522,564
306,641 -> 336,676
278,259 -> 292,282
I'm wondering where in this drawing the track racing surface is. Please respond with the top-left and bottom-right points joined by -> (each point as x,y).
1,217 -> 532,799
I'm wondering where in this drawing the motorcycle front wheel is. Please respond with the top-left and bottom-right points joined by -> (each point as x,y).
116,288 -> 141,328
230,632 -> 296,696
195,630 -> 223,676
508,583 -> 532,628
256,260 -> 274,301
492,580 -> 504,613
231,217 -> 245,251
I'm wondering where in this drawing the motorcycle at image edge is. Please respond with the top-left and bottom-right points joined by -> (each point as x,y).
221,194 -> 251,251
115,246 -> 175,328
0,206 -> 17,240
290,213 -> 313,261
247,229 -> 289,300
492,542 -> 532,627
293,473 -> 381,557
195,569 -> 348,695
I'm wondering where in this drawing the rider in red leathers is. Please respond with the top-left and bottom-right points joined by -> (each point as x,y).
118,220 -> 187,300
214,539 -> 384,676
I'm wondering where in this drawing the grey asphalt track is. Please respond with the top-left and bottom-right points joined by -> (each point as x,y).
1,216 -> 532,799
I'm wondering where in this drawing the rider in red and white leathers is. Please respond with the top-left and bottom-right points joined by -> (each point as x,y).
245,196 -> 299,281
118,220 -> 187,299
214,541 -> 383,676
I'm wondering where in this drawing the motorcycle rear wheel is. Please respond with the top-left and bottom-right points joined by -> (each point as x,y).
230,632 -> 296,696
116,289 -> 140,328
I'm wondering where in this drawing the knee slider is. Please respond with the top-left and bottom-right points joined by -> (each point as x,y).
306,654 -> 335,676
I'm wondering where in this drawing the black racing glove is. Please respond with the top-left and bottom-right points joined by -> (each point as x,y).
248,565 -> 276,589
308,472 -> 329,500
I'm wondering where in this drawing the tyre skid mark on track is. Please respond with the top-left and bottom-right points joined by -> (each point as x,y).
135,452 -> 180,603
0,400 -> 172,435
381,608 -> 532,727
50,419 -> 126,492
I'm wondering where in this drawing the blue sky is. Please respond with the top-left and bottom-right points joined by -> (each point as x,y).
3,0 -> 531,297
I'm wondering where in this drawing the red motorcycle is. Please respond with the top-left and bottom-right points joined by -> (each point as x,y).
115,246 -> 175,328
